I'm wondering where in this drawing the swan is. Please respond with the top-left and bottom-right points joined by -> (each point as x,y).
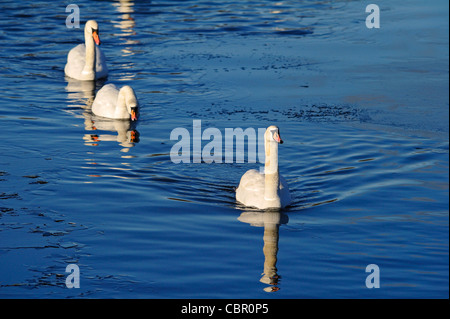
64,20 -> 108,80
236,125 -> 291,209
91,84 -> 138,121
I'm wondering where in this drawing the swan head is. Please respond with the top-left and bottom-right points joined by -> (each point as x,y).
121,85 -> 139,121
85,20 -> 101,45
265,125 -> 283,144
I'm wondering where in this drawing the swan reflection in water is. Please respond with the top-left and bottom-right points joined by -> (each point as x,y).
65,76 -> 102,110
65,78 -> 140,150
238,211 -> 288,292
83,115 -> 140,149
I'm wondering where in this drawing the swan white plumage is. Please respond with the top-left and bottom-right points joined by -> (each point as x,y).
236,125 -> 291,209
64,20 -> 108,81
92,84 -> 139,121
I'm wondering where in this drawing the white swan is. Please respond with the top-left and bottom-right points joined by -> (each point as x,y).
64,20 -> 108,81
92,84 -> 138,121
236,125 -> 291,209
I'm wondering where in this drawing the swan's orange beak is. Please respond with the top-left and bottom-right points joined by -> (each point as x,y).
92,30 -> 101,45
274,131 -> 283,144
131,109 -> 137,121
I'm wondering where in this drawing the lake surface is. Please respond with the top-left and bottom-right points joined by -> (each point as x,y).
0,0 -> 448,299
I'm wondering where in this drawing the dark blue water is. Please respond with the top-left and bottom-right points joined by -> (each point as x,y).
0,0 -> 448,299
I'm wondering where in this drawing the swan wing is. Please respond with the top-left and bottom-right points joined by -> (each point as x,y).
236,169 -> 265,208
279,174 -> 292,208
64,44 -> 108,80
236,170 -> 292,209
92,84 -> 119,118
64,44 -> 86,79
95,46 -> 108,79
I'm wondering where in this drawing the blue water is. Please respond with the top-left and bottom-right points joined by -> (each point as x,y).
0,0 -> 448,299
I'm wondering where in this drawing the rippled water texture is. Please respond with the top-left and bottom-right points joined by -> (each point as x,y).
0,0 -> 448,298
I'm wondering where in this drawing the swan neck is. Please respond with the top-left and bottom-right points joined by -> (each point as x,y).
115,89 -> 129,118
264,140 -> 280,201
83,28 -> 96,75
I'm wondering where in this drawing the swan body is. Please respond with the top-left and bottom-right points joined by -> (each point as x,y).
92,84 -> 139,121
236,126 -> 291,209
65,20 -> 108,80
